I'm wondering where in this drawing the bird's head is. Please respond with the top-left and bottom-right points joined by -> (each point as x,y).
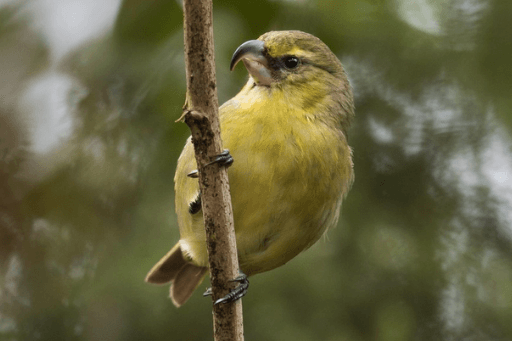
230,31 -> 354,130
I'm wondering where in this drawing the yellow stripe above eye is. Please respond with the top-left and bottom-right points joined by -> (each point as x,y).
283,46 -> 303,56
266,43 -> 303,58
267,45 -> 318,63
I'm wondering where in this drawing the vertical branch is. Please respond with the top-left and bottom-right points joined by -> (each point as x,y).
182,0 -> 244,340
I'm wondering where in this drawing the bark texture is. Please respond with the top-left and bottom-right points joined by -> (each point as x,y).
182,0 -> 244,340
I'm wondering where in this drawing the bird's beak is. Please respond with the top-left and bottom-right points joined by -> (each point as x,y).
230,40 -> 272,86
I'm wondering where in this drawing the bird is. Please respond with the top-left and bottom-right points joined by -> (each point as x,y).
145,30 -> 354,307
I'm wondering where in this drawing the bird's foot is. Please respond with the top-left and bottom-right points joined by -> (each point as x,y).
215,273 -> 249,305
202,272 -> 249,305
187,170 -> 199,178
188,150 -> 233,180
188,192 -> 202,214
206,149 -> 234,168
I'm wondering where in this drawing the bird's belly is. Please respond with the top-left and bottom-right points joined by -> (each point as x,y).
178,115 -> 352,274
226,131 -> 347,275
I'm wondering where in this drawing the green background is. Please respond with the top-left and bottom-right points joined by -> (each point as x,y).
1,0 -> 512,340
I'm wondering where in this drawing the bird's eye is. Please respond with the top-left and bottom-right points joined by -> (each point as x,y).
283,56 -> 300,69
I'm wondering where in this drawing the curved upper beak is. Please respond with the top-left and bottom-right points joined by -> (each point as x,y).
230,40 -> 272,86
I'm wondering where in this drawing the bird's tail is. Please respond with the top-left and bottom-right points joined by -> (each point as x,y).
145,243 -> 207,307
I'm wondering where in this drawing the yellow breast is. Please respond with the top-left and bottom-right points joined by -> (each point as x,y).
175,84 -> 353,275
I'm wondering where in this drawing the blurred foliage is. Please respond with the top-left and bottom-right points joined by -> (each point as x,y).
1,0 -> 512,340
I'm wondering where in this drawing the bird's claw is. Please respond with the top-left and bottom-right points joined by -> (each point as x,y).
188,150 -> 233,180
215,273 -> 249,305
202,273 -> 249,305
187,170 -> 199,178
188,192 -> 202,214
206,149 -> 234,168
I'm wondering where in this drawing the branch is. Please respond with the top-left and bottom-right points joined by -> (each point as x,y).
182,1 -> 244,340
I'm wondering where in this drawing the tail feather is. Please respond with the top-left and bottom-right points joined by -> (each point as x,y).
145,243 -> 207,307
171,263 -> 207,307
145,243 -> 185,284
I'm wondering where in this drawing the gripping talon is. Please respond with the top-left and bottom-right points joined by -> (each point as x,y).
203,287 -> 213,297
186,151 -> 232,181
214,273 -> 249,305
206,149 -> 234,168
189,192 -> 202,214
187,170 -> 199,178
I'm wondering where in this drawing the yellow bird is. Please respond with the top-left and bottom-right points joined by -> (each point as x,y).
146,30 -> 354,307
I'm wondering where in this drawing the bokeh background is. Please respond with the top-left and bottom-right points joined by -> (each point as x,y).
1,0 -> 512,340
